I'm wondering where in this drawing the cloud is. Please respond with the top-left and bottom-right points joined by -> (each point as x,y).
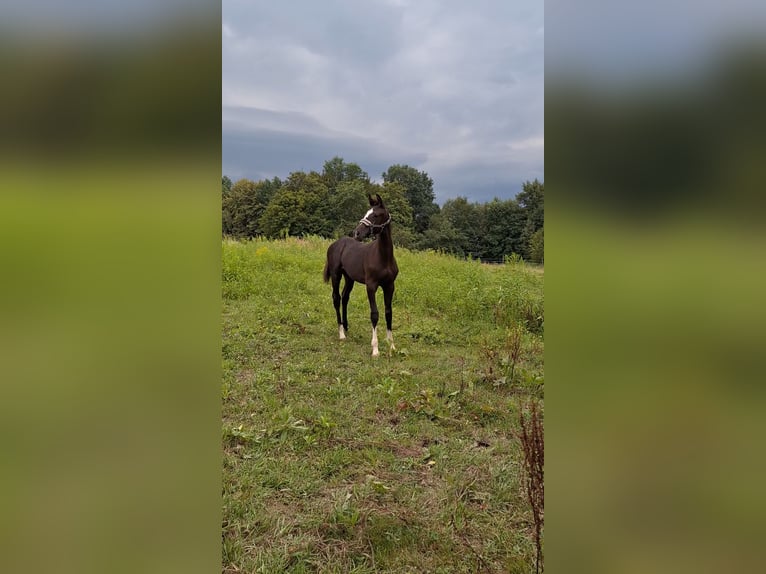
223,0 -> 543,202
222,105 -> 427,183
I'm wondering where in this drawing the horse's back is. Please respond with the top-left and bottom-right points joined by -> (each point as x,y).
326,237 -> 366,282
326,237 -> 357,263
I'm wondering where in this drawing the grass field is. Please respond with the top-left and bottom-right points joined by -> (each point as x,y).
222,236 -> 544,573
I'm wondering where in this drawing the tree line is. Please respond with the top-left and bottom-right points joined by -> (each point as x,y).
222,157 -> 543,263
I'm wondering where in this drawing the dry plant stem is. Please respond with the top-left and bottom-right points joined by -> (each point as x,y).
507,325 -> 524,382
518,400 -> 544,573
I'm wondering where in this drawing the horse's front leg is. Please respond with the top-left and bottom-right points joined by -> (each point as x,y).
383,282 -> 395,352
366,283 -> 380,357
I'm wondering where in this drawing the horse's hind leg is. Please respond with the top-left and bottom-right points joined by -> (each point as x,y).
341,275 -> 354,335
383,283 -> 395,352
332,275 -> 345,340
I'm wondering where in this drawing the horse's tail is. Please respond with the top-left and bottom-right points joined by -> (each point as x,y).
323,257 -> 331,283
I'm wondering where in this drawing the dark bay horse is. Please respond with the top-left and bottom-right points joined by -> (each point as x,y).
323,194 -> 399,357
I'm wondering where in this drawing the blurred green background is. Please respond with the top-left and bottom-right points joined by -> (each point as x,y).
0,4 -> 221,574
547,2 -> 766,572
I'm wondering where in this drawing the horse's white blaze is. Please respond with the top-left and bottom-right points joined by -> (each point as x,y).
371,326 -> 379,357
386,329 -> 395,350
363,208 -> 374,220
339,325 -> 346,340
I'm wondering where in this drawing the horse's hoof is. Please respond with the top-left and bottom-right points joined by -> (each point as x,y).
372,349 -> 380,358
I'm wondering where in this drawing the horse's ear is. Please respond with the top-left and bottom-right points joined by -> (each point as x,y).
375,193 -> 384,206
368,194 -> 376,206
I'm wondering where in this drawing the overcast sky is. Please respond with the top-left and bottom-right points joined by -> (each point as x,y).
222,0 -> 543,204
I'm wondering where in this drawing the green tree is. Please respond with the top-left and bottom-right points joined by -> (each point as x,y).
415,212 -> 464,255
320,157 -> 377,237
479,199 -> 526,261
223,178 -> 279,238
328,179 -> 369,238
441,196 -> 483,258
517,179 -> 544,224
222,175 -> 234,235
322,156 -> 370,192
517,179 -> 544,259
257,176 -> 282,206
260,171 -> 331,238
529,227 -> 544,263
381,164 -> 439,233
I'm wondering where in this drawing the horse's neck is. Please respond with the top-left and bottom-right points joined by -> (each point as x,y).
375,227 -> 395,263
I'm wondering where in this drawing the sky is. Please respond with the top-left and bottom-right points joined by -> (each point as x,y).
546,0 -> 766,85
222,0 -> 544,204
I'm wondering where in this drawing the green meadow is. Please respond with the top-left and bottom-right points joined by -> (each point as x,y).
222,236 -> 544,573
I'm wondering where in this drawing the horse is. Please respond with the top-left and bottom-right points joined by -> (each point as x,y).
323,193 -> 399,357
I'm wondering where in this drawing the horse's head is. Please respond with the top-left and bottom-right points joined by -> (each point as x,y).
353,194 -> 392,240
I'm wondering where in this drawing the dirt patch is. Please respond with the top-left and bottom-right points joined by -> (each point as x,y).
392,444 -> 423,459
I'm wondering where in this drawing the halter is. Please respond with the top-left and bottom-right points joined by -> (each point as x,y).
358,212 -> 391,232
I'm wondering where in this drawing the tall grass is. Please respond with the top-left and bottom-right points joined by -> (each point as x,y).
222,236 -> 543,336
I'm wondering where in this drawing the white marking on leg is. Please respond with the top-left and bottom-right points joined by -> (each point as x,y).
386,329 -> 395,351
339,325 -> 346,340
371,326 -> 379,357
